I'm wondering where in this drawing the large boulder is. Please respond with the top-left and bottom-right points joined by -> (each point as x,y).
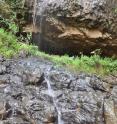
31,0 -> 117,56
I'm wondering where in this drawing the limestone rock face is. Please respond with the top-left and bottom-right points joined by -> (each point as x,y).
31,0 -> 117,56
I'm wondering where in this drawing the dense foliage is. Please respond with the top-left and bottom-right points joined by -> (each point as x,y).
0,28 -> 26,57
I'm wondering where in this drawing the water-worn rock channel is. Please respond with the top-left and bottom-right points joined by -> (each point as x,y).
0,56 -> 117,124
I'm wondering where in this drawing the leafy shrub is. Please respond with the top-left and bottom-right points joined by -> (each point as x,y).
0,28 -> 39,57
0,28 -> 20,57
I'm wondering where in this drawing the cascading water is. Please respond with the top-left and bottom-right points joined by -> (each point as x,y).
32,2 -> 76,123
33,0 -> 55,42
33,0 -> 37,27
45,69 -> 64,124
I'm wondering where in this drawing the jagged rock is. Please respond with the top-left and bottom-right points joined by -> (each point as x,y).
0,65 -> 6,74
104,99 -> 117,124
23,67 -> 44,85
0,57 -> 117,123
0,75 -> 9,84
0,56 -> 5,62
29,0 -> 117,56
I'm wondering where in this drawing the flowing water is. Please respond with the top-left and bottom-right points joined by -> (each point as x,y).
45,69 -> 64,124
33,0 -> 37,27
33,0 -> 54,41
32,1 -> 64,122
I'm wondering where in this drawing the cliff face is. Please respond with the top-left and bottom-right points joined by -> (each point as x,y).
28,0 -> 117,56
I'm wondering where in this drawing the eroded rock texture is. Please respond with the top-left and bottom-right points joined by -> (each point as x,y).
28,0 -> 117,56
0,56 -> 117,124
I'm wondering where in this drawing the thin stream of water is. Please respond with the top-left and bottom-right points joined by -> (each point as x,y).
33,0 -> 64,122
33,0 -> 37,28
45,76 -> 64,124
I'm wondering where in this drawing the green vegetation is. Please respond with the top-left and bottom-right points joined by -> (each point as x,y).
0,28 -> 32,57
0,28 -> 117,76
0,0 -> 27,36
0,28 -> 21,57
0,18 -> 18,33
30,50 -> 117,76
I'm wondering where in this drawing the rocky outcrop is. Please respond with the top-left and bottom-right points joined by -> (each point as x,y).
0,56 -> 117,123
30,0 -> 117,56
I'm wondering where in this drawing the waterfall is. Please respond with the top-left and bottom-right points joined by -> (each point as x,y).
33,0 -> 37,27
32,1 -> 72,121
45,73 -> 64,124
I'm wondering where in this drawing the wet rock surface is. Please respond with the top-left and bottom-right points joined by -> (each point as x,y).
0,57 -> 117,124
28,0 -> 117,56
